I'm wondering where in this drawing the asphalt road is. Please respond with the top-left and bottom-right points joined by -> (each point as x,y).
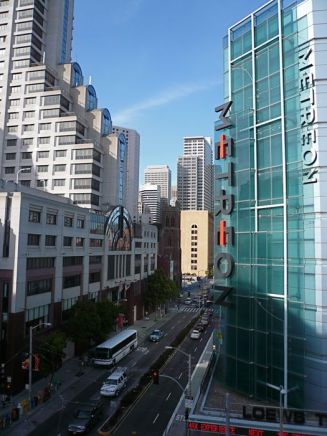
112,320 -> 214,436
27,307 -> 200,436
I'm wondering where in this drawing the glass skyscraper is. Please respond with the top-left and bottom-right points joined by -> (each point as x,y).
214,0 -> 327,410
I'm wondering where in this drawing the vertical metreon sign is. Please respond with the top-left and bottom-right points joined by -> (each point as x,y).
299,47 -> 318,184
214,102 -> 235,298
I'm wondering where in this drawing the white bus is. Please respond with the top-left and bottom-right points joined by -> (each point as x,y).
93,329 -> 138,366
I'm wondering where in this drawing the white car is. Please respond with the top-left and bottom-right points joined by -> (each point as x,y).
100,367 -> 127,397
190,329 -> 201,339
184,298 -> 192,305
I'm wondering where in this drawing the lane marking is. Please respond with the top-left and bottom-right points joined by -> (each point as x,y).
178,372 -> 183,379
164,333 -> 168,337
153,413 -> 160,424
170,326 -> 175,330
166,392 -> 172,401
194,347 -> 197,352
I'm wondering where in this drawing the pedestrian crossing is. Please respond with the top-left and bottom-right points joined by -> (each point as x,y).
178,305 -> 201,313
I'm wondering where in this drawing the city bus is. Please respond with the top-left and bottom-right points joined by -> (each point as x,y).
93,329 -> 138,366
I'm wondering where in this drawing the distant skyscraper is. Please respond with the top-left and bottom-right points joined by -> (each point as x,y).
144,165 -> 171,204
177,136 -> 213,211
139,183 -> 161,223
170,184 -> 178,206
113,126 -> 140,218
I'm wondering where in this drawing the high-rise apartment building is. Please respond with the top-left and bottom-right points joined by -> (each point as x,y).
144,164 -> 171,205
0,0 -> 126,211
139,183 -> 161,223
214,0 -> 327,410
177,136 -> 213,211
113,126 -> 140,218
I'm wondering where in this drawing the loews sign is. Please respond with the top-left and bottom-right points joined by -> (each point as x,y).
214,102 -> 235,300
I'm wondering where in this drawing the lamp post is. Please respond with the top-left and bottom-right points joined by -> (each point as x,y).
16,167 -> 31,184
28,322 -> 51,406
266,383 -> 298,436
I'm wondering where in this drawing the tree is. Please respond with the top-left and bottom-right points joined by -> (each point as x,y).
66,301 -> 102,353
145,269 -> 179,311
38,331 -> 67,375
95,301 -> 119,337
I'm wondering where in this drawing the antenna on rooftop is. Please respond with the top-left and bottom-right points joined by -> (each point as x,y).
88,75 -> 92,85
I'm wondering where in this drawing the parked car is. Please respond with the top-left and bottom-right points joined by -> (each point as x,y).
195,323 -> 205,332
149,329 -> 163,342
100,367 -> 127,397
68,399 -> 103,434
184,298 -> 192,305
190,329 -> 201,339
201,317 -> 209,326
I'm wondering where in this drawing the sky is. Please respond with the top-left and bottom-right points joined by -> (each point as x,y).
73,0 -> 265,184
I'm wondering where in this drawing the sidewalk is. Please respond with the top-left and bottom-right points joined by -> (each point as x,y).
0,308 -> 177,435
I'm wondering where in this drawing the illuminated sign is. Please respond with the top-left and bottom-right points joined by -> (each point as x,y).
214,102 -> 235,302
188,421 -> 315,435
299,47 -> 318,184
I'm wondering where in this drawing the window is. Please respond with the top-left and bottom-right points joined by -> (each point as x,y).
10,86 -> 21,94
45,235 -> 56,246
71,62 -> 83,87
6,139 -> 17,147
37,165 -> 48,173
76,218 -> 84,228
23,124 -> 34,132
55,150 -> 66,158
26,83 -> 44,93
42,94 -> 60,105
36,179 -> 47,188
42,108 -> 59,118
39,136 -> 50,145
4,167 -> 15,174
63,236 -> 73,246
89,271 -> 101,283
21,152 -> 32,159
89,255 -> 102,264
21,180 -> 31,187
37,151 -> 49,159
8,112 -> 19,120
29,210 -> 41,223
13,60 -> 29,69
39,123 -> 51,130
57,135 -> 76,145
25,97 -> 36,105
46,213 -> 57,225
86,85 -> 97,111
64,216 -> 73,227
27,234 -> 40,246
75,237 -> 84,247
54,164 -> 65,172
10,99 -> 20,107
5,153 -> 16,160
22,138 -> 33,146
89,239 -> 103,247
53,179 -> 65,187
24,111 -> 35,119
27,278 -> 52,296
13,47 -> 30,57
7,126 -> 17,133
63,256 -> 83,267
17,9 -> 33,19
101,108 -> 112,136
63,274 -> 80,289
27,257 -> 55,269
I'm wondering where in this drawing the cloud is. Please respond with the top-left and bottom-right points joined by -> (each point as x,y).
114,79 -> 219,125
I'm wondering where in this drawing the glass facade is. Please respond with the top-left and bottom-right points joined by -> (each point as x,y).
214,0 -> 323,409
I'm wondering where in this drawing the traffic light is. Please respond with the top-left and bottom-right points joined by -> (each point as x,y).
21,357 -> 29,370
33,353 -> 40,372
151,368 -> 159,385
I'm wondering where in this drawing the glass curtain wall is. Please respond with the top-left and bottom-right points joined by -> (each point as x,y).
214,0 -> 311,408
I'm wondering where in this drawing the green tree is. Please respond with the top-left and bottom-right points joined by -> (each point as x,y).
95,300 -> 119,337
38,331 -> 67,375
145,269 -> 179,310
66,300 -> 102,353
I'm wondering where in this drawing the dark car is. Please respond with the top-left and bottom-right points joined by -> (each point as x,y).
68,400 -> 103,434
149,329 -> 163,342
195,323 -> 205,332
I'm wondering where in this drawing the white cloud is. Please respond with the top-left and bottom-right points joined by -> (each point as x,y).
114,80 -> 219,125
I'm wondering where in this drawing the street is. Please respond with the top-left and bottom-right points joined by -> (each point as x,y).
26,306 -> 203,436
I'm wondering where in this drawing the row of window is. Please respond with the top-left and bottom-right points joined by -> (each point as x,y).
28,209 -> 85,228
26,256 -> 103,269
27,233 -> 104,248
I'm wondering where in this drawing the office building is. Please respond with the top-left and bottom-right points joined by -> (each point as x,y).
113,126 -> 140,218
180,210 -> 213,277
213,0 -> 327,410
0,182 -> 157,388
177,136 -> 213,211
0,0 -> 126,211
139,183 -> 161,224
144,164 -> 171,205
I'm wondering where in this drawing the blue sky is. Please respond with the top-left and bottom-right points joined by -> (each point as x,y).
73,0 -> 265,184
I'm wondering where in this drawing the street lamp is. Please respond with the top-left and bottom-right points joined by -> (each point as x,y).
16,167 -> 31,184
266,383 -> 298,436
28,322 -> 51,406
165,346 -> 192,399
